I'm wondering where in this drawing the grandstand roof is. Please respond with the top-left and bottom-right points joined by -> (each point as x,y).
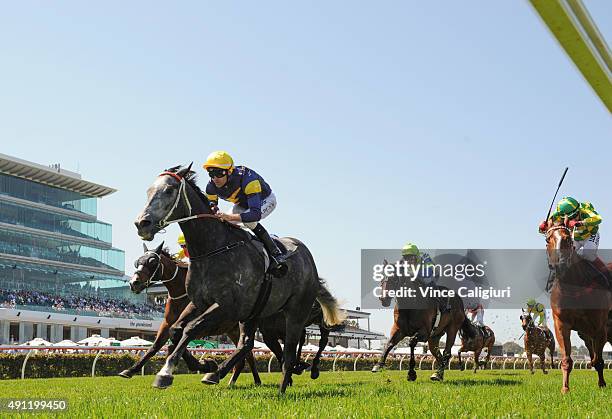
0,153 -> 116,198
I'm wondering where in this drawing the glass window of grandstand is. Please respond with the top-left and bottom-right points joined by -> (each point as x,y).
0,202 -> 112,243
0,174 -> 98,216
0,230 -> 124,271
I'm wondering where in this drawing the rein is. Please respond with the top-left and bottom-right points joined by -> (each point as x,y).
137,251 -> 187,300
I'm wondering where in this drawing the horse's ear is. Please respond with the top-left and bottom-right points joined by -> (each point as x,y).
142,243 -> 148,252
177,163 -> 193,178
154,241 -> 164,254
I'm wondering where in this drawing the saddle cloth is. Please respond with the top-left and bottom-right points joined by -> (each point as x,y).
249,234 -> 297,272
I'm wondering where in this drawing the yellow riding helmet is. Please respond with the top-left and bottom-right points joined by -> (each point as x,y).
203,151 -> 234,172
526,298 -> 536,307
177,233 -> 186,246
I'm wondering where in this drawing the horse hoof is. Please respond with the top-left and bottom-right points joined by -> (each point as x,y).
598,381 -> 606,388
430,373 -> 442,382
311,369 -> 320,380
118,370 -> 133,379
201,372 -> 220,385
561,387 -> 570,394
543,370 -> 548,375
371,365 -> 383,373
199,360 -> 218,374
407,371 -> 417,381
152,374 -> 174,389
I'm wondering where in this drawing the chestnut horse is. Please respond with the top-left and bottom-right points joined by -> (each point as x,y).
457,320 -> 495,372
520,313 -> 555,374
545,220 -> 611,393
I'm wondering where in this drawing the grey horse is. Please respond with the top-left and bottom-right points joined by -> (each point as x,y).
134,165 -> 345,393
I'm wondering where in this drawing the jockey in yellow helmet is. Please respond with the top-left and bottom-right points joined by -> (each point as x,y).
202,151 -> 287,276
176,233 -> 189,261
525,298 -> 548,330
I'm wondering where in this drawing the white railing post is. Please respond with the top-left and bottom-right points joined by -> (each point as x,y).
332,354 -> 340,372
268,353 -> 276,373
399,355 -> 406,371
304,353 -> 312,363
353,354 -> 361,371
21,350 -> 34,380
418,356 -> 425,370
91,349 -> 102,378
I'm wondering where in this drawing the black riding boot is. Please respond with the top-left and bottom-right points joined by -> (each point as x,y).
252,224 -> 287,276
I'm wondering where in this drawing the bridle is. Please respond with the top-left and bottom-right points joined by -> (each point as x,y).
134,251 -> 183,299
155,171 -> 231,230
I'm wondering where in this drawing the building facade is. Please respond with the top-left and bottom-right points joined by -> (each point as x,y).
0,153 -> 160,344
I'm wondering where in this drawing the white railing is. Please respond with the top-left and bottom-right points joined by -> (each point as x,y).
1,346 -> 610,379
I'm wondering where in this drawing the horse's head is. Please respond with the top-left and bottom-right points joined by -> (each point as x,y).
134,163 -> 211,241
130,242 -> 165,293
379,268 -> 398,308
520,312 -> 534,331
544,219 -> 575,277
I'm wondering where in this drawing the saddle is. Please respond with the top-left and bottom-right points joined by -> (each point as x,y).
249,234 -> 297,272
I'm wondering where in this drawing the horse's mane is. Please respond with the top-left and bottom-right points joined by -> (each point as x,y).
165,165 -> 210,205
159,247 -> 178,262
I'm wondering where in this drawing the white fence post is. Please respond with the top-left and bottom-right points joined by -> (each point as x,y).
353,354 -> 361,371
399,355 -> 406,371
91,350 -> 103,378
21,350 -> 34,380
332,354 -> 340,372
268,353 -> 276,373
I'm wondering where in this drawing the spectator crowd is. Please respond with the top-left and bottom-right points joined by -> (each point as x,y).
0,288 -> 163,319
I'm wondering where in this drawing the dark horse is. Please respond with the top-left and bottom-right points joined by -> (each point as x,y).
134,165 -> 345,393
371,272 -> 469,381
545,220 -> 611,393
519,312 -> 554,375
259,301 -> 344,380
118,242 -> 261,387
457,320 -> 495,372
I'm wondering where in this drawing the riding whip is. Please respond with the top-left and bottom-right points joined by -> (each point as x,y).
545,167 -> 568,221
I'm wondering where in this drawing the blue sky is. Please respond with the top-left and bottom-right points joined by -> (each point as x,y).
0,2 -> 610,344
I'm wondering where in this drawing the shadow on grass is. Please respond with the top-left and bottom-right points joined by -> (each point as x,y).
444,378 -> 521,386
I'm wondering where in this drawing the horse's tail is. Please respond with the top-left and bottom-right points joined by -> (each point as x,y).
316,278 -> 347,326
459,316 -> 475,340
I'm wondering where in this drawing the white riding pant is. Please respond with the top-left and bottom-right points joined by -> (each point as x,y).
575,232 -> 599,262
232,192 -> 277,230
470,310 -> 484,326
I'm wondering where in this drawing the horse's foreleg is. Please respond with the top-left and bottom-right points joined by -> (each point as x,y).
153,303 -> 203,388
458,349 -> 464,371
539,352 -> 548,374
431,328 -> 456,381
473,349 -> 481,373
407,335 -> 418,381
527,351 -> 534,374
372,324 -> 404,372
553,319 -> 573,394
119,325 -> 169,378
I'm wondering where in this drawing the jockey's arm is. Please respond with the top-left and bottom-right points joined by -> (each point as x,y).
580,206 -> 602,227
238,189 -> 263,223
